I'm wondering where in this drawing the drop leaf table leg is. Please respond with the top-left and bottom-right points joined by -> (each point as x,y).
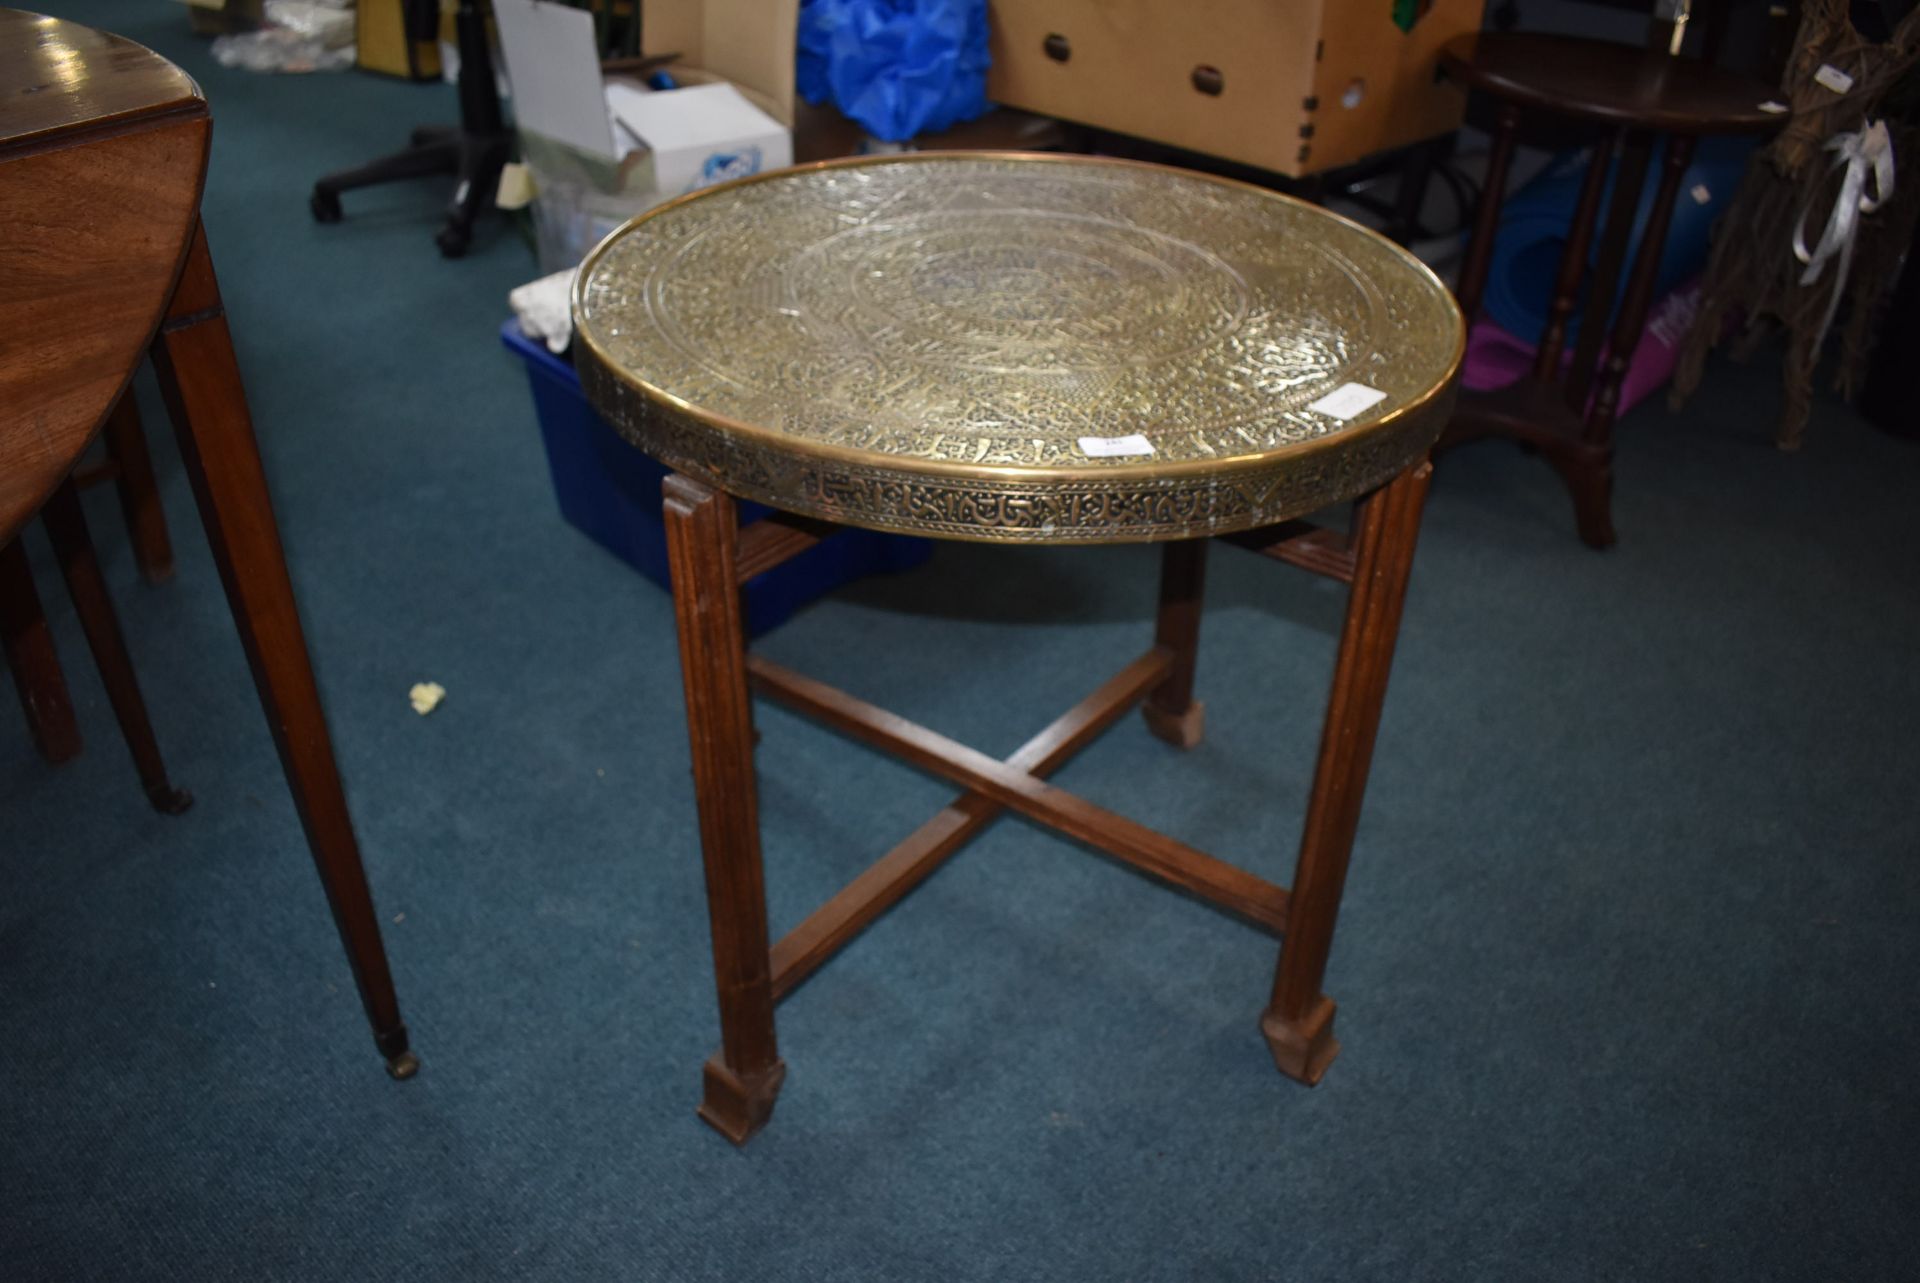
147,223 -> 416,1080
40,479 -> 192,815
101,391 -> 177,585
0,537 -> 83,764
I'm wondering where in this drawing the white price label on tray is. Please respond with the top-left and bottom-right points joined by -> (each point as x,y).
1307,382 -> 1390,420
1077,434 -> 1156,458
1815,64 -> 1855,94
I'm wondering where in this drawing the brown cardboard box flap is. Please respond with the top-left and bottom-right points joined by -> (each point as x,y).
643,0 -> 798,129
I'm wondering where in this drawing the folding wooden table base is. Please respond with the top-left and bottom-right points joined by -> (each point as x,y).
664,462 -> 1432,1145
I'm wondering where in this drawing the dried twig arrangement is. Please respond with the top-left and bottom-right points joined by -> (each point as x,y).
1672,0 -> 1920,448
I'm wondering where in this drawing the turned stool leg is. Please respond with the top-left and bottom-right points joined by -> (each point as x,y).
1143,537 -> 1207,749
1557,131 -> 1656,549
1584,134 -> 1698,453
1451,102 -> 1521,321
1263,460 -> 1432,1083
663,472 -> 786,1144
41,480 -> 192,815
148,223 -> 415,1078
101,390 -> 176,584
1,538 -> 83,763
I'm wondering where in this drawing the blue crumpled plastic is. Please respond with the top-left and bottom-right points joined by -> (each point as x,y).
796,0 -> 990,143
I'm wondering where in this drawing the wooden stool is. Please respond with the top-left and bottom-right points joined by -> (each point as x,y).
1437,31 -> 1778,548
1,11 -> 416,1079
575,154 -> 1462,1143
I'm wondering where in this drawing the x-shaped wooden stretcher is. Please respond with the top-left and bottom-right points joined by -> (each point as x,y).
662,460 -> 1431,1144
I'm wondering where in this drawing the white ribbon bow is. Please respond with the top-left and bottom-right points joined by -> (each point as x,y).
1792,119 -> 1896,349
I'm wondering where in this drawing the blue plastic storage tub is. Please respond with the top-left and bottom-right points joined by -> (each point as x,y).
501,321 -> 931,635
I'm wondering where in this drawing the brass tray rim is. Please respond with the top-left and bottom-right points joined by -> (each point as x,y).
571,150 -> 1466,489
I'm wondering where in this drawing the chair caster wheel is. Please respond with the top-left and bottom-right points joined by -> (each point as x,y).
310,188 -> 343,223
434,225 -> 470,258
385,1051 -> 421,1080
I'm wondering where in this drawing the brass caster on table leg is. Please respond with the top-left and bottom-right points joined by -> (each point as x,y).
1143,699 -> 1205,750
377,1024 -> 417,1080
146,785 -> 194,815
1261,994 -> 1341,1085
697,1054 -> 787,1146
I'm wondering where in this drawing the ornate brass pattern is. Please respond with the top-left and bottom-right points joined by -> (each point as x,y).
574,154 -> 1462,543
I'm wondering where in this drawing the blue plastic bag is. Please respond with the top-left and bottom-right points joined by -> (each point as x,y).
797,0 -> 990,143
1479,136 -> 1758,344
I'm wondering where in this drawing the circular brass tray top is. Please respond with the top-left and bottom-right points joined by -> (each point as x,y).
574,153 -> 1463,543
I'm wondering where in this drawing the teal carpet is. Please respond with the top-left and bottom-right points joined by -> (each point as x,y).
5,3 -> 1918,1278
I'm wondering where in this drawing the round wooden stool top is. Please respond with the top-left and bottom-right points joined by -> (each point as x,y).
1440,32 -> 1781,135
574,153 -> 1463,544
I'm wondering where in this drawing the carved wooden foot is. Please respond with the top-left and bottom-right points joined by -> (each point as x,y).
698,1055 -> 788,1146
1264,463 -> 1430,1085
1142,699 -> 1206,749
1261,994 -> 1340,1085
664,473 -> 785,1145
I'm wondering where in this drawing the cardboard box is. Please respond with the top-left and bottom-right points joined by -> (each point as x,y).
179,0 -> 264,36
640,0 -> 796,129
610,81 -> 791,198
496,0 -> 797,268
357,0 -> 442,80
985,0 -> 1483,178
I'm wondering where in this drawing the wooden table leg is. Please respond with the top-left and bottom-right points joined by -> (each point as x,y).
1585,133 -> 1697,449
1,537 -> 83,764
1263,460 -> 1432,1083
102,391 -> 176,585
146,223 -> 416,1079
1451,102 -> 1520,321
663,472 -> 786,1145
41,480 -> 192,815
1143,537 -> 1207,749
1532,140 -> 1615,382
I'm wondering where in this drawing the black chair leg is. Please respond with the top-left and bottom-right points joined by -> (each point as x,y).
311,137 -> 460,223
309,0 -> 509,258
434,133 -> 510,258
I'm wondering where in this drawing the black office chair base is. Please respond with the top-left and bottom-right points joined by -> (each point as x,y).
309,125 -> 509,259
308,0 -> 508,259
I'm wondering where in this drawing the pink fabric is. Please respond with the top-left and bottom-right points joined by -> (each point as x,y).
1462,279 -> 1704,417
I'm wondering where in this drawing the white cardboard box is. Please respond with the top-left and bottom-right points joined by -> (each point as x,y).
491,0 -> 798,267
609,81 -> 792,198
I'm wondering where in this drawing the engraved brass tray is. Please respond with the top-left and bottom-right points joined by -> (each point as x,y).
573,153 -> 1463,544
